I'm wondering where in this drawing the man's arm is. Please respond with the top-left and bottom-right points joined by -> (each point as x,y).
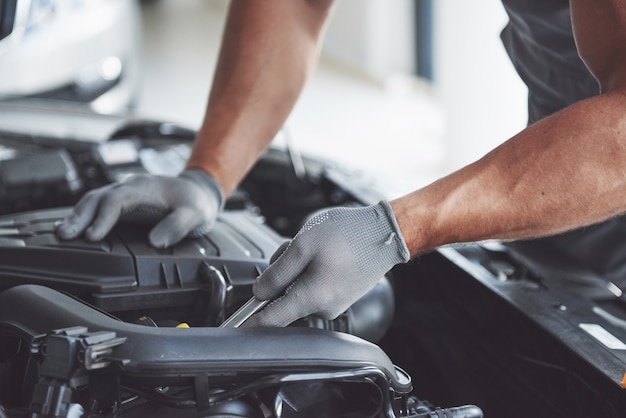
245,0 -> 626,327
56,0 -> 334,247
391,0 -> 626,256
186,0 -> 335,196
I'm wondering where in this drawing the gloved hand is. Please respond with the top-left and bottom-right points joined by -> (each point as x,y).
55,169 -> 223,248
243,200 -> 410,327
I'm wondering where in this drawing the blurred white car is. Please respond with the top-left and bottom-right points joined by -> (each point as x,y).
0,0 -> 141,114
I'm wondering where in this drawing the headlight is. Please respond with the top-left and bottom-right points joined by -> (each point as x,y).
0,0 -> 56,46
20,0 -> 117,36
24,0 -> 56,34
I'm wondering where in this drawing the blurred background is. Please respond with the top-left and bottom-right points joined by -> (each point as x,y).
136,0 -> 528,197
0,0 -> 529,198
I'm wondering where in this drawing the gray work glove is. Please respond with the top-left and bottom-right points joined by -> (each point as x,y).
55,169 -> 223,248
244,200 -> 410,327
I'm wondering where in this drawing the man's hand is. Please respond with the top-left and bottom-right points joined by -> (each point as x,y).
55,169 -> 223,248
243,201 -> 410,327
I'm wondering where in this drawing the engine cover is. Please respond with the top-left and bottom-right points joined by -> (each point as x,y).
0,206 -> 283,326
0,206 -> 395,341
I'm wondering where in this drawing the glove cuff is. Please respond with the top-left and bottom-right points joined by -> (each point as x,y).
378,200 -> 411,263
330,200 -> 410,274
180,169 -> 225,210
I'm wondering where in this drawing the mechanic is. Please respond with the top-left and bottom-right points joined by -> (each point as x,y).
57,0 -> 624,327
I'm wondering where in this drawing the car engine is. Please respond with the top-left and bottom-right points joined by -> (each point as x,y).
0,102 -> 483,418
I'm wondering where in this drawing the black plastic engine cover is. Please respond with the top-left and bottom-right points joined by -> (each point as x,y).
0,206 -> 284,325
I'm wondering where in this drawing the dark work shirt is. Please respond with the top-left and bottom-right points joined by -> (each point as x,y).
500,0 -> 599,124
500,0 -> 626,288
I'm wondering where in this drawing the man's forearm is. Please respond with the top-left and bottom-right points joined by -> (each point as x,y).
391,0 -> 626,257
391,91 -> 626,256
186,0 -> 334,196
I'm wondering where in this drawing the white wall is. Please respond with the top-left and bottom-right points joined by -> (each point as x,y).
322,1 -> 528,176
322,0 -> 416,82
433,1 -> 528,173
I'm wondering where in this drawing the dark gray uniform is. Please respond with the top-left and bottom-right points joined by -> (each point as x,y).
498,0 -> 626,287
500,0 -> 598,123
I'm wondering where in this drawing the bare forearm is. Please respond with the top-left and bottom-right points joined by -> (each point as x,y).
392,91 -> 626,256
186,0 -> 334,195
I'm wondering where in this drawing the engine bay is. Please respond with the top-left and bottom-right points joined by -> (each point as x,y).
0,102 -> 484,418
4,102 -> 626,417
